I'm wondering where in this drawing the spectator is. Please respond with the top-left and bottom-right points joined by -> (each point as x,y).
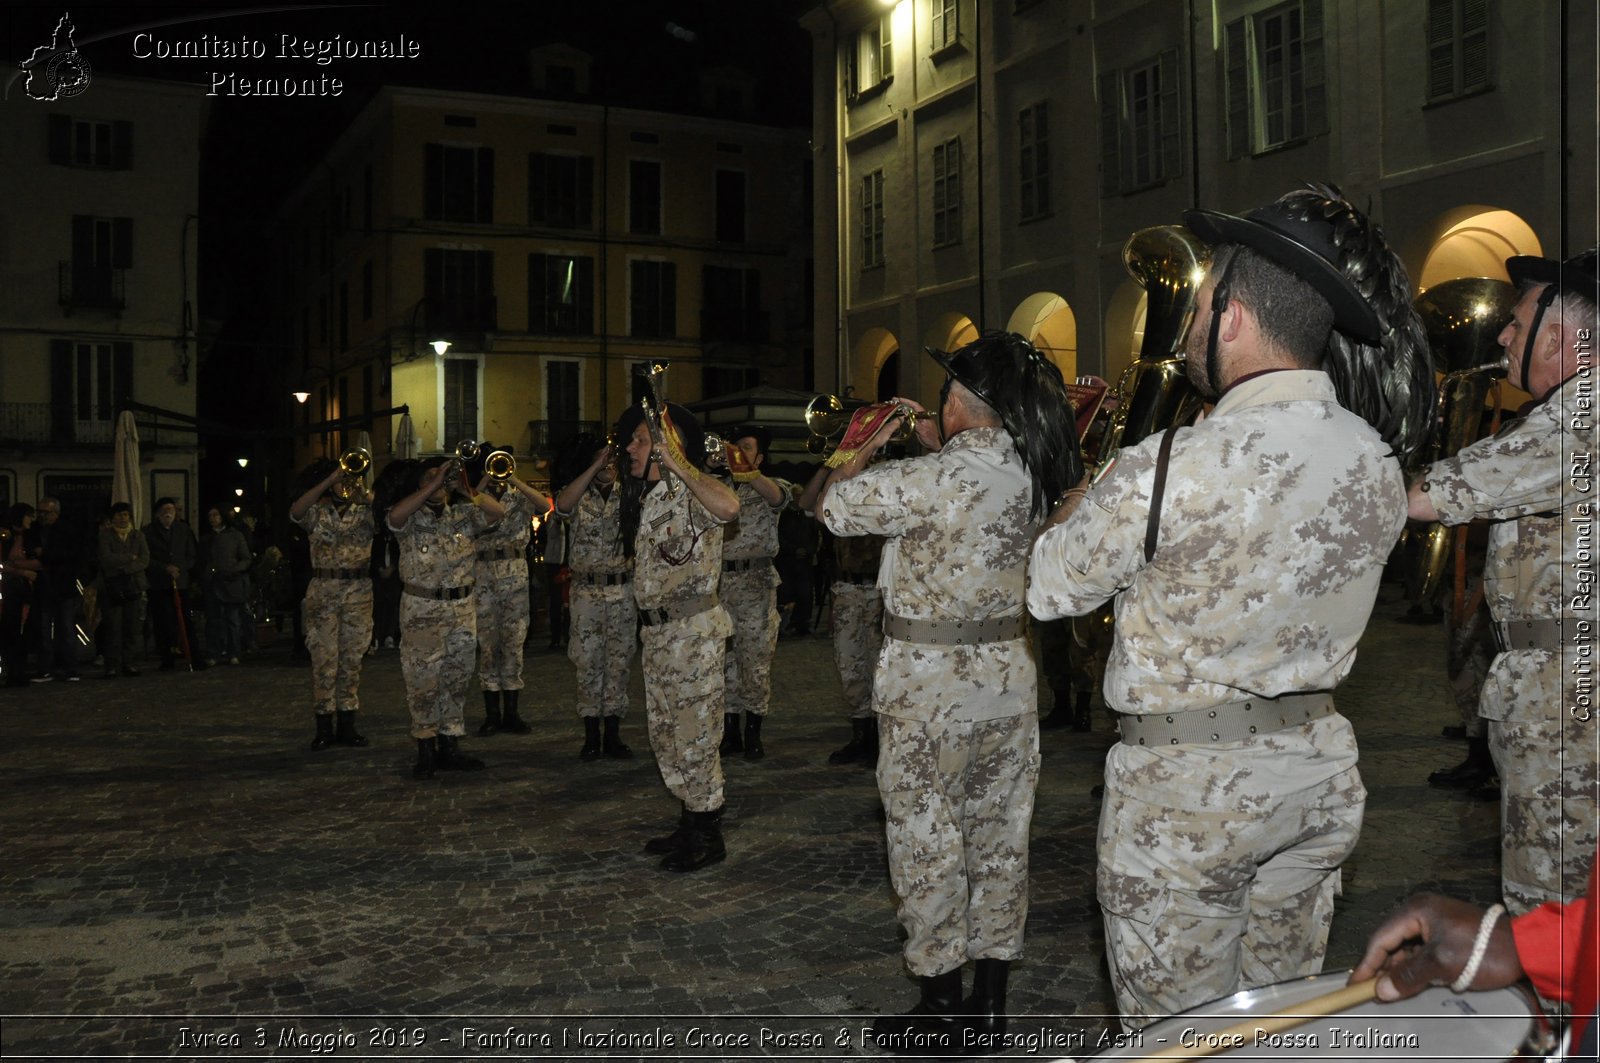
200,505 -> 253,666
98,502 -> 149,678
143,498 -> 198,670
2,503 -> 43,686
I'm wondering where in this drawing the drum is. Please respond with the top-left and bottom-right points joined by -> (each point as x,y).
1093,969 -> 1552,1060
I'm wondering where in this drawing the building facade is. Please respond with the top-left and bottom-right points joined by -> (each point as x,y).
802,0 -> 1596,408
276,72 -> 812,486
0,70 -> 206,524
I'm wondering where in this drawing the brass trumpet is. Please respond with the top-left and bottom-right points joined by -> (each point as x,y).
332,447 -> 371,501
641,363 -> 678,495
804,394 -> 921,456
704,432 -> 729,471
483,449 -> 515,481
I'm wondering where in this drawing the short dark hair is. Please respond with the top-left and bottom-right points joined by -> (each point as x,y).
153,497 -> 177,512
7,502 -> 34,527
109,501 -> 133,517
1213,243 -> 1335,368
729,425 -> 771,455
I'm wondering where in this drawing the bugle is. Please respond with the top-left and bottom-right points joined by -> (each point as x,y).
641,363 -> 678,495
483,449 -> 515,481
332,447 -> 371,501
805,394 -> 920,458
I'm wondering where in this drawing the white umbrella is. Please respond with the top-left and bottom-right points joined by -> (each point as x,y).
394,411 -> 419,460
110,410 -> 142,525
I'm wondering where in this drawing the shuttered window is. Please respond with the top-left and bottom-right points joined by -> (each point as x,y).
1099,51 -> 1181,195
1222,0 -> 1326,158
1427,0 -> 1490,101
931,139 -> 961,247
423,144 -> 494,223
1019,103 -> 1051,221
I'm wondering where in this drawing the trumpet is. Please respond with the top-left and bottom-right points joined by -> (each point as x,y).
641,362 -> 678,496
804,394 -> 923,456
704,432 -> 729,471
483,449 -> 516,481
332,447 -> 371,501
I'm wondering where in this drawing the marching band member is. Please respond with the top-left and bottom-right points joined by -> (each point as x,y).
469,448 -> 547,738
617,401 -> 739,873
553,432 -> 637,761
388,456 -> 505,780
290,460 -> 376,750
1030,185 -> 1434,1028
715,425 -> 792,761
819,332 -> 1080,1052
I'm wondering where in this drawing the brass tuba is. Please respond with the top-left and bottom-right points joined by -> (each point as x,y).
1090,225 -> 1210,466
1406,277 -> 1517,606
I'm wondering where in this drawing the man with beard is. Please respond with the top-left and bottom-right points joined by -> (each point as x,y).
553,433 -> 637,761
617,402 -> 739,872
1029,185 -> 1435,1028
291,461 -> 378,749
388,457 -> 506,779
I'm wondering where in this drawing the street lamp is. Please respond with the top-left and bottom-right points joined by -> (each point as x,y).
237,457 -> 249,468
292,390 -> 311,404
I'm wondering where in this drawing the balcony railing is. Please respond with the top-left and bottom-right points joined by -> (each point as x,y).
58,262 -> 126,311
0,403 -> 183,447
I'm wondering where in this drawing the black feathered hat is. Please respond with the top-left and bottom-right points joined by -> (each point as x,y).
925,331 -> 1083,520
1504,247 -> 1599,394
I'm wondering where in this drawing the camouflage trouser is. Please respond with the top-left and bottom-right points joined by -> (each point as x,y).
568,584 -> 636,718
641,605 -> 731,813
831,581 -> 883,719
721,568 -> 779,716
1097,714 -> 1365,1030
877,712 -> 1040,977
474,574 -> 529,691
303,578 -> 373,715
1482,646 -> 1599,913
1446,591 -> 1494,738
400,593 -> 476,739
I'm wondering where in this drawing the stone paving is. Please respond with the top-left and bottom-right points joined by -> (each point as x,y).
0,585 -> 1503,1060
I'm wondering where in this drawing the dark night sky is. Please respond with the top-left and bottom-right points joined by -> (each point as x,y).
5,2 -> 814,501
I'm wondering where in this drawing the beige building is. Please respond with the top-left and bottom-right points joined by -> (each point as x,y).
277,67 -> 811,485
802,0 -> 1596,408
0,70 -> 205,523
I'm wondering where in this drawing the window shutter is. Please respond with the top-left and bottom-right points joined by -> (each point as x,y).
1098,71 -> 1121,196
72,215 -> 93,263
880,15 -> 893,77
49,114 -> 70,164
576,257 -> 595,332
1223,18 -> 1250,158
528,253 -> 545,329
50,340 -> 72,444
662,262 -> 678,337
424,143 -> 443,219
576,157 -> 594,226
528,154 -> 547,223
1301,0 -> 1327,135
424,248 -> 442,307
112,121 -> 133,169
1159,49 -> 1181,181
931,2 -> 945,50
113,218 -> 133,269
476,147 -> 494,222
113,342 -> 134,415
1461,0 -> 1489,90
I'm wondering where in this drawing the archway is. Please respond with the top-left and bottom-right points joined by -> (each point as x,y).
850,327 -> 900,404
1102,279 -> 1147,389
1007,292 -> 1079,380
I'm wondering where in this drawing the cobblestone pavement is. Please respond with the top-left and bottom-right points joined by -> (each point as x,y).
0,587 -> 1502,1061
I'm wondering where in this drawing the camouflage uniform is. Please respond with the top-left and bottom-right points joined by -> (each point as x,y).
559,482 -> 635,719
1420,371 -> 1597,913
473,490 -> 533,692
292,503 -> 374,716
1030,372 -> 1405,1028
720,480 -> 789,717
389,502 -> 492,739
822,426 -> 1040,977
831,533 -> 885,719
634,479 -> 732,813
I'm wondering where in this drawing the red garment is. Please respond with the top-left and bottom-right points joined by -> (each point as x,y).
1512,850 -> 1599,1051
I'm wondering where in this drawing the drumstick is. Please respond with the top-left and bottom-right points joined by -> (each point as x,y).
1134,978 -> 1378,1061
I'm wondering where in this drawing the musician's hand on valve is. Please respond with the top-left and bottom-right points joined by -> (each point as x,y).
1349,893 -> 1522,1001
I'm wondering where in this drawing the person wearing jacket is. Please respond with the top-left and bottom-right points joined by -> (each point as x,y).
98,502 -> 149,678
143,497 -> 198,670
200,505 -> 253,667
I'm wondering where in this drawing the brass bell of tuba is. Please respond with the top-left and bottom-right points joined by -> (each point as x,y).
1090,225 -> 1211,466
1406,277 -> 1517,608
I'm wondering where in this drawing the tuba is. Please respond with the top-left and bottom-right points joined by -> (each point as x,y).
1406,277 -> 1517,606
1089,225 -> 1210,466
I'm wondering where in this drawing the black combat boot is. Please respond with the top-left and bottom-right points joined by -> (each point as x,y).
743,713 -> 765,760
602,715 -> 633,758
477,690 -> 502,736
500,690 -> 531,734
1429,735 -> 1495,789
413,737 -> 436,780
828,718 -> 873,765
661,808 -> 726,872
645,803 -> 690,854
961,958 -> 1012,1051
311,713 -> 335,750
434,734 -> 485,771
334,710 -> 368,747
719,712 -> 743,755
580,716 -> 602,761
869,968 -> 964,1055
1071,690 -> 1092,732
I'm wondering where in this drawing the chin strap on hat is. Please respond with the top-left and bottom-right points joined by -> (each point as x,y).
1518,283 -> 1558,395
1202,257 -> 1238,398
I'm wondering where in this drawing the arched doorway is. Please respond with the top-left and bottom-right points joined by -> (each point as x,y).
1007,293 -> 1079,380
850,327 -> 900,404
